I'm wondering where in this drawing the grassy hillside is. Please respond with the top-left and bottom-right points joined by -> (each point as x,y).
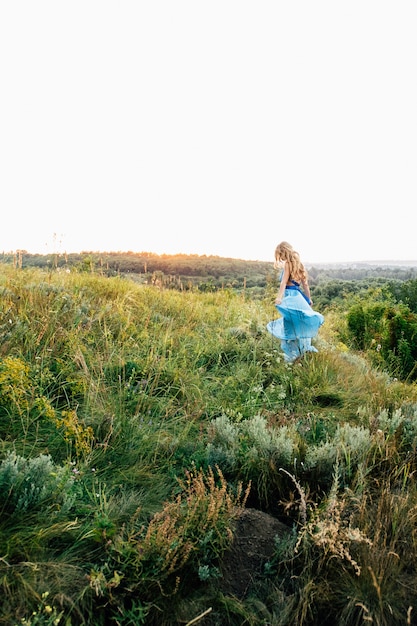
1,265 -> 417,625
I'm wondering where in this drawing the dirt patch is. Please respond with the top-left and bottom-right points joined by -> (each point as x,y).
219,508 -> 291,599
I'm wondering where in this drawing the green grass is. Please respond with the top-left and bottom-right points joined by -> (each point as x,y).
1,264 -> 417,624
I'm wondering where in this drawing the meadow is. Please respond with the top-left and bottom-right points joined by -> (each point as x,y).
1,263 -> 417,625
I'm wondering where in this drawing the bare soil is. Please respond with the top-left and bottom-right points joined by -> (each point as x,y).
219,507 -> 291,599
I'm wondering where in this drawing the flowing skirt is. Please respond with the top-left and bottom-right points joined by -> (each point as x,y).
266,290 -> 324,362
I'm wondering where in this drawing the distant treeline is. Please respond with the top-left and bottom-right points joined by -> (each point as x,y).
3,250 -> 417,303
3,251 -> 275,292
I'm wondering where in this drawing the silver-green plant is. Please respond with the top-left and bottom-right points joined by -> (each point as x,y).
0,451 -> 77,517
206,413 -> 297,505
376,407 -> 405,435
207,413 -> 296,471
303,423 -> 372,484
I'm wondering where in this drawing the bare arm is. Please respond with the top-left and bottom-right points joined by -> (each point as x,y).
301,278 -> 312,305
275,262 -> 290,304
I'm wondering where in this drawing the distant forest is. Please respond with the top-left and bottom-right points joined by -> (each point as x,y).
3,250 -> 417,308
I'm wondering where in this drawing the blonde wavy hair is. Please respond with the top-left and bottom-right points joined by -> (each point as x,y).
274,241 -> 307,282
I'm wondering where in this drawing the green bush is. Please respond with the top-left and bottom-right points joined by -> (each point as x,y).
344,298 -> 417,381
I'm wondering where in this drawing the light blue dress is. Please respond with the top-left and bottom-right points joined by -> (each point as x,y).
267,284 -> 324,363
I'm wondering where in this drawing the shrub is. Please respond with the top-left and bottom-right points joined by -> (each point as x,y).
87,466 -> 250,622
344,298 -> 417,381
206,413 -> 297,506
0,451 -> 77,519
303,423 -> 373,487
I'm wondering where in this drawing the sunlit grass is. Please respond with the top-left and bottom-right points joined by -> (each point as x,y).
1,264 -> 417,624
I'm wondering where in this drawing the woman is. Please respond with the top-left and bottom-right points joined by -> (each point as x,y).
267,241 -> 324,363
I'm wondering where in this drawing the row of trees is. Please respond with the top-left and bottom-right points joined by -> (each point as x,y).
3,251 -> 417,299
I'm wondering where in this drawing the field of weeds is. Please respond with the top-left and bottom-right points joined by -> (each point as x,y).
1,265 -> 417,625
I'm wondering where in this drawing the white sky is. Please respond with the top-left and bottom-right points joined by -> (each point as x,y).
1,1 -> 416,264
